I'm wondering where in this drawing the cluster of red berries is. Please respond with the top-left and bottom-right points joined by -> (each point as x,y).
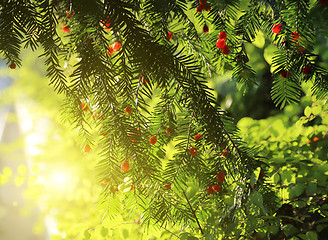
189,133 -> 202,156
280,65 -> 311,79
107,42 -> 122,56
207,171 -> 225,194
196,0 -> 211,12
216,31 -> 230,55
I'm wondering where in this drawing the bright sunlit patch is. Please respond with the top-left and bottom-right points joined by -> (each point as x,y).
38,169 -> 73,192
51,172 -> 69,186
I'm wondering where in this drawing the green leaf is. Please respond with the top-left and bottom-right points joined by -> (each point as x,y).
305,231 -> 318,240
304,106 -> 312,117
100,227 -> 108,237
306,182 -> 317,195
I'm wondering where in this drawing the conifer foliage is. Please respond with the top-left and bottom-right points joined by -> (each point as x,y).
1,0 -> 327,238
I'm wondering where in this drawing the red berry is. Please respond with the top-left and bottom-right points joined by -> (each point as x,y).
166,127 -> 173,135
313,137 -> 320,142
103,16 -> 111,30
140,75 -> 147,84
113,42 -> 121,51
219,31 -> 227,40
189,147 -> 198,156
102,179 -> 109,185
272,23 -> 282,34
196,6 -> 202,13
62,24 -> 69,33
194,134 -> 201,141
131,185 -> 135,191
84,144 -> 91,153
165,31 -> 172,40
93,112 -> 103,120
125,106 -> 132,114
217,171 -> 225,183
216,39 -> 225,49
121,161 -> 130,171
302,66 -> 311,75
281,71 -> 290,78
9,62 -> 16,69
291,31 -> 299,41
212,184 -> 221,192
222,45 -> 230,55
66,10 -> 73,19
81,102 -> 89,111
221,150 -> 228,157
149,136 -> 157,145
106,46 -> 114,56
163,184 -> 171,190
207,185 -> 214,194
203,23 -> 209,33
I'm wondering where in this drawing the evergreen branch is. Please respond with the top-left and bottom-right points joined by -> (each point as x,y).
182,191 -> 204,235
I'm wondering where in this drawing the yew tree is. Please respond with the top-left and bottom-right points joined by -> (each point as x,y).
1,0 -> 328,239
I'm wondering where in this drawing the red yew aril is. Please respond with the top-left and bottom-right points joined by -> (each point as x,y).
84,144 -> 91,153
165,31 -> 172,40
149,136 -> 157,145
62,24 -> 69,33
113,42 -> 121,51
291,31 -> 299,41
166,127 -> 172,135
212,184 -> 221,192
221,150 -> 228,157
163,184 -> 171,190
81,102 -> 89,111
125,106 -> 132,114
272,23 -> 282,34
219,31 -> 227,40
106,46 -> 114,56
102,179 -> 109,185
313,137 -> 320,142
9,62 -> 16,69
281,71 -> 290,78
140,75 -> 147,84
302,66 -> 311,75
121,161 -> 130,171
207,185 -> 214,194
222,45 -> 230,55
189,147 -> 198,156
194,134 -> 201,141
66,10 -> 73,19
203,23 -> 209,33
103,16 -> 111,30
216,39 -> 225,49
217,171 -> 225,183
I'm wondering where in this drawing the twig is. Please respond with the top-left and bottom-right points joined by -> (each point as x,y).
182,191 -> 204,235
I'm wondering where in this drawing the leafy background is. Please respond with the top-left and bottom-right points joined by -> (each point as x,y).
1,0 -> 328,239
